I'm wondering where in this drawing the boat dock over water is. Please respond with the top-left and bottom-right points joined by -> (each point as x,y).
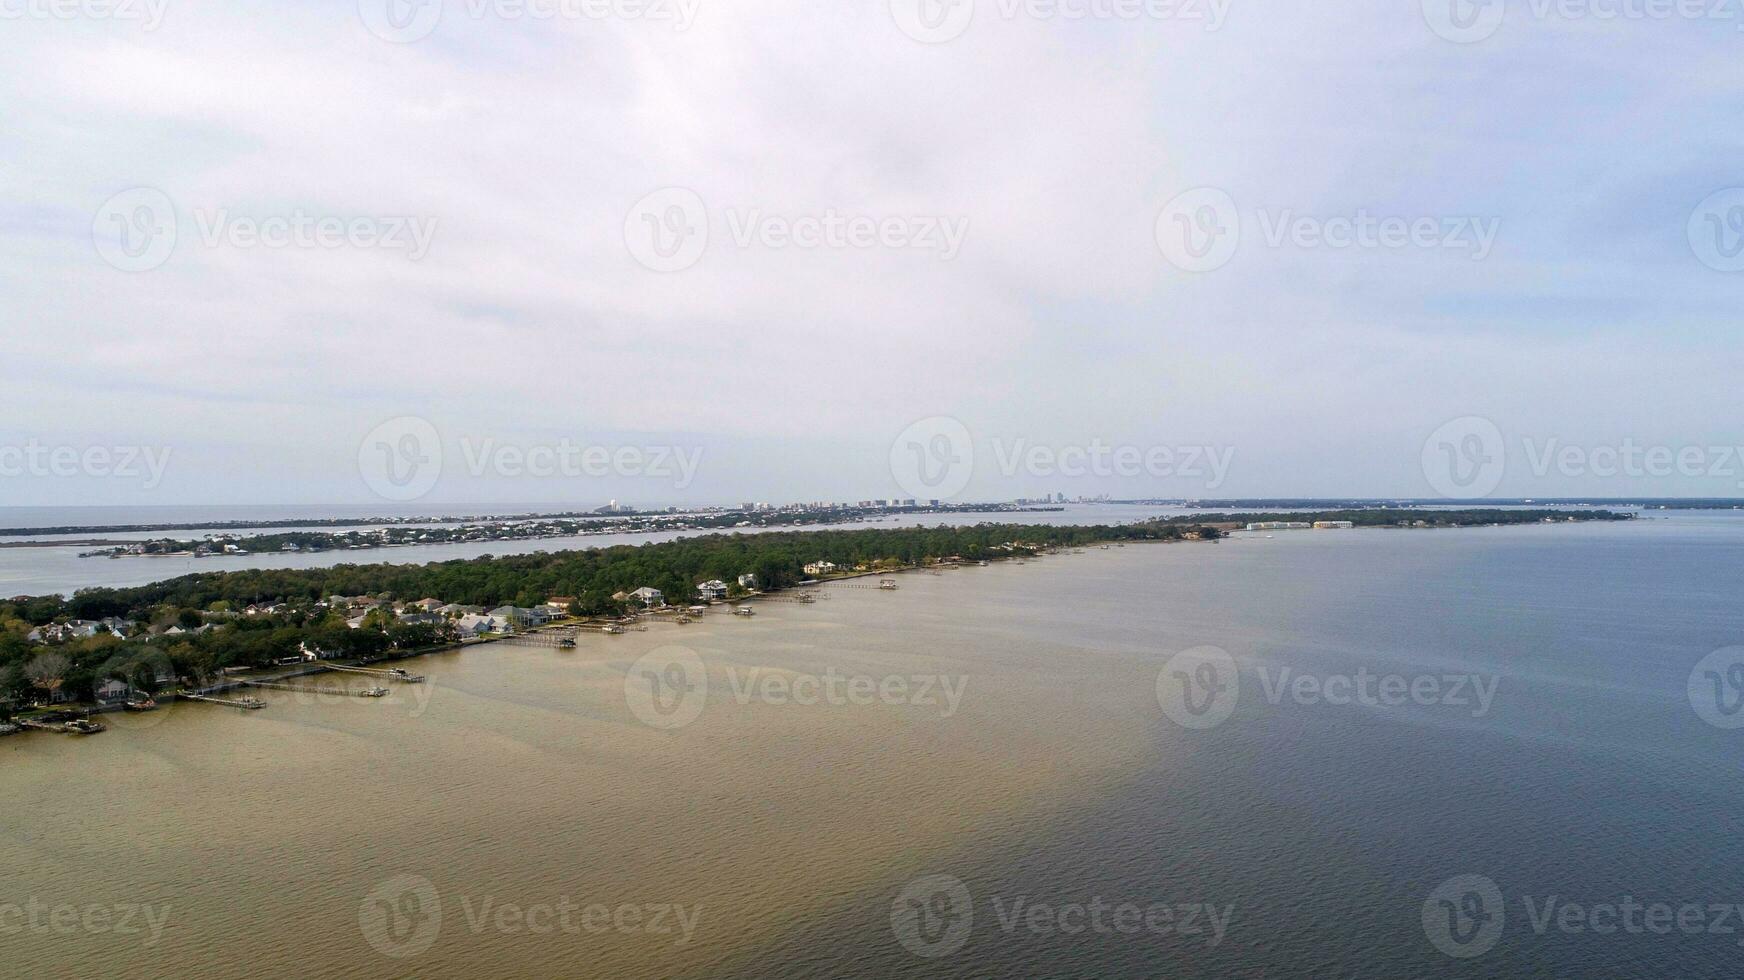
17,718 -> 108,734
182,693 -> 267,709
241,680 -> 389,698
324,664 -> 426,683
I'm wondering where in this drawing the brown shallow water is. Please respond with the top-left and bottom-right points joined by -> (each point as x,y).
14,519 -> 1743,978
1,548 -> 1172,979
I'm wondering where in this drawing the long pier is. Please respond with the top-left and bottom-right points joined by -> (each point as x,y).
181,693 -> 267,709
323,664 -> 426,683
241,680 -> 381,697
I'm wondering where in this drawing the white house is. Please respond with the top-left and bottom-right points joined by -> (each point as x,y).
488,605 -> 536,628
803,561 -> 838,576
629,587 -> 665,608
737,573 -> 757,589
456,614 -> 506,636
696,580 -> 729,601
94,679 -> 131,703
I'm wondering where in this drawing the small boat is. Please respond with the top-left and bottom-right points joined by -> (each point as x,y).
879,580 -> 899,590
602,624 -> 626,635
360,687 -> 390,698
0,723 -> 20,737
734,606 -> 755,617
124,698 -> 158,712
236,697 -> 266,709
674,616 -> 693,624
558,638 -> 576,649
64,719 -> 106,735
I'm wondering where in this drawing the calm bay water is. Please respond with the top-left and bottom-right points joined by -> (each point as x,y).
5,516 -> 1742,977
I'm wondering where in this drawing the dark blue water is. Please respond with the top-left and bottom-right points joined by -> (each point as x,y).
727,514 -> 1744,978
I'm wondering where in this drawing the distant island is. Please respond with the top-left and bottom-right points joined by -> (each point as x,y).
0,509 -> 1628,719
65,503 -> 1062,559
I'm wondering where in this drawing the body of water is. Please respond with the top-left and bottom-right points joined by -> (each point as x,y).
5,516 -> 1740,976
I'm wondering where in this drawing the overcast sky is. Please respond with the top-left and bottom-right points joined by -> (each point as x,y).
3,0 -> 1742,508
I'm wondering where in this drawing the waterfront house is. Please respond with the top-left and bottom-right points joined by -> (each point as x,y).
397,611 -> 445,626
455,614 -> 505,636
95,679 -> 131,704
629,587 -> 665,608
737,573 -> 757,589
533,604 -> 569,622
803,561 -> 838,576
697,580 -> 729,601
299,640 -> 342,661
546,596 -> 576,612
488,605 -> 535,628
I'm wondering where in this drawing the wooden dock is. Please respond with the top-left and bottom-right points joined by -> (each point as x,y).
241,680 -> 381,697
324,664 -> 426,683
181,693 -> 267,709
